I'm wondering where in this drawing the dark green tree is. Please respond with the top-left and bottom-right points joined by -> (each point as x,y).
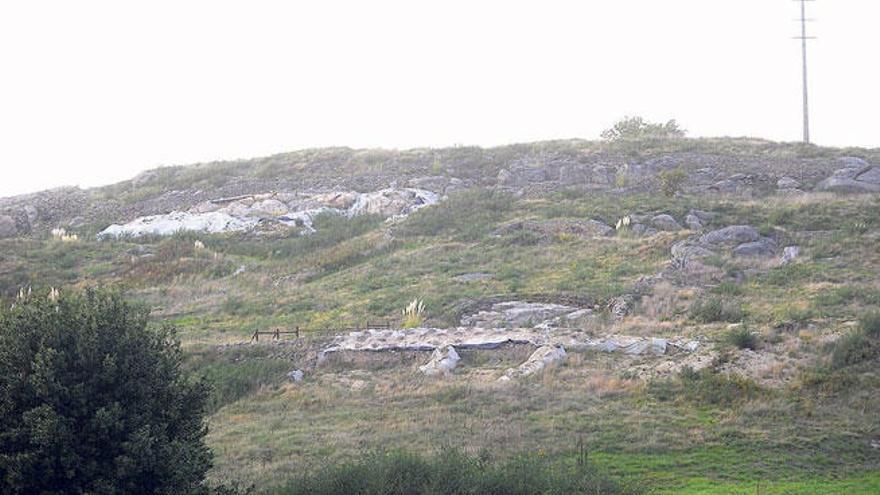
0,288 -> 213,494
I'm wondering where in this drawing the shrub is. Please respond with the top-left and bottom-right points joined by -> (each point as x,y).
828,311 -> 880,369
690,297 -> 744,323
658,167 -> 687,197
601,116 -> 686,141
860,311 -> 880,337
725,327 -> 758,350
830,331 -> 874,370
0,288 -> 213,494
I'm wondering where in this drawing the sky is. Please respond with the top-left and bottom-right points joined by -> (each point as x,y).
0,0 -> 878,197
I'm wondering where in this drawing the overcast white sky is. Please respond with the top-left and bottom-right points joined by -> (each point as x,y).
0,1 -> 877,197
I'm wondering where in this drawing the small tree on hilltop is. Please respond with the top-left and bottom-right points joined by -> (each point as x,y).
0,288 -> 213,494
601,116 -> 687,141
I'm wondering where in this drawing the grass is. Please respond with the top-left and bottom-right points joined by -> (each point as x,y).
265,447 -> 638,495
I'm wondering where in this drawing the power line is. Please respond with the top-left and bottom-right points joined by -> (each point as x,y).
793,0 -> 816,144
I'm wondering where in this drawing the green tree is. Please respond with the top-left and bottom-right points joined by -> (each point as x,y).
0,288 -> 213,494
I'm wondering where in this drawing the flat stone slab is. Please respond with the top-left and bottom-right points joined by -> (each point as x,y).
318,327 -> 697,361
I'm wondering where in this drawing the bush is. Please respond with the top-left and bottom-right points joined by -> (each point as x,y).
601,116 -> 686,141
658,167 -> 687,197
690,297 -> 744,323
830,331 -> 874,370
268,448 -> 638,495
0,288 -> 213,494
860,311 -> 880,337
827,311 -> 880,370
725,327 -> 758,350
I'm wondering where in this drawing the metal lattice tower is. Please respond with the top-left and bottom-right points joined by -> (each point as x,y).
794,0 -> 816,143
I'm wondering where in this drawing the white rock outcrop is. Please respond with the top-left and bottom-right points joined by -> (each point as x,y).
419,345 -> 461,376
319,327 -> 697,359
98,188 -> 438,238
499,345 -> 566,382
98,211 -> 258,238
461,301 -> 581,329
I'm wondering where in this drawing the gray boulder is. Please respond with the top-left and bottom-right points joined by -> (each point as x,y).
699,225 -> 760,246
732,237 -> 777,257
671,240 -> 715,259
855,167 -> 880,185
816,177 -> 880,194
287,370 -> 304,382
0,215 -> 17,238
777,177 -> 800,189
839,156 -> 871,169
781,246 -> 800,265
685,214 -> 704,230
651,214 -> 682,231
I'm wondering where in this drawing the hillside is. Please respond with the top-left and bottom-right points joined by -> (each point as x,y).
1,137 -> 879,493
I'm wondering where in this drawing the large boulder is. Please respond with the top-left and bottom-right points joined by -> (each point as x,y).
0,215 -> 17,238
498,345 -> 566,382
816,177 -> 880,194
732,237 -> 777,257
671,240 -> 715,260
699,225 -> 759,246
419,345 -> 461,376
839,156 -> 871,170
685,214 -> 704,230
855,167 -> 880,185
651,214 -> 682,231
777,177 -> 800,189
815,162 -> 880,193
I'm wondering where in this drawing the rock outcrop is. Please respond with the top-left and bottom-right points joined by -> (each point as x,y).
419,345 -> 461,376
98,187 -> 438,238
460,301 -> 582,328
498,345 -> 566,382
815,159 -> 880,193
0,215 -> 17,238
319,327 -> 698,358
